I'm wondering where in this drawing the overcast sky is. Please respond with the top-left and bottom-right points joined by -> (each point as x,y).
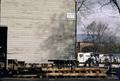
77,0 -> 120,37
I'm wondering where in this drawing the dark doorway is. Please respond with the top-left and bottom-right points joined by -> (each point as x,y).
0,26 -> 8,69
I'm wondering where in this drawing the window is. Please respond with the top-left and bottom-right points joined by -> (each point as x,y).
79,54 -> 83,58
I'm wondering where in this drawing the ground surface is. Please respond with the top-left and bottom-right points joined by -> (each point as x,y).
0,78 -> 120,81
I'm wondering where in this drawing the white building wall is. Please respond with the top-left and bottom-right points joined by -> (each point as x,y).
1,0 -> 75,63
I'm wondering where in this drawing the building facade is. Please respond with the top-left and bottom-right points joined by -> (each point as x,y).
1,0 -> 75,63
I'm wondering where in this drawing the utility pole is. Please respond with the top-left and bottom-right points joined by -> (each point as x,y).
74,0 -> 78,60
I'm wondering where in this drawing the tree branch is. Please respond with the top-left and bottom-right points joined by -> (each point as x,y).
78,0 -> 87,11
111,0 -> 120,13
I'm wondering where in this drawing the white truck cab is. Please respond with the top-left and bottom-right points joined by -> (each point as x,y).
77,52 -> 93,63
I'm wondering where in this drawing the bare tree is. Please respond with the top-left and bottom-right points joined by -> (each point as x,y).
77,0 -> 94,14
77,0 -> 120,14
77,0 -> 120,53
82,21 -> 117,53
102,0 -> 120,13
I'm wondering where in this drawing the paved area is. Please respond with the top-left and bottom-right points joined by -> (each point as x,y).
0,78 -> 120,81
